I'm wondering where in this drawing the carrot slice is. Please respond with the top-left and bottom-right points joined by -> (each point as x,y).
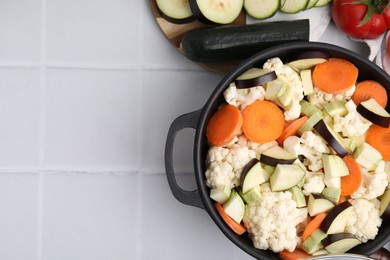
214,202 -> 246,235
301,212 -> 328,242
352,80 -> 388,108
206,104 -> 243,147
242,100 -> 284,143
279,248 -> 311,260
312,58 -> 358,94
277,116 -> 309,145
340,156 -> 363,197
366,124 -> 390,160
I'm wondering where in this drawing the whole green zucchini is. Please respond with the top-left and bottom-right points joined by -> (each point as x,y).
181,19 -> 310,63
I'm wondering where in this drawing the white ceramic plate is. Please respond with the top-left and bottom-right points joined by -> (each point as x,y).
247,6 -> 332,41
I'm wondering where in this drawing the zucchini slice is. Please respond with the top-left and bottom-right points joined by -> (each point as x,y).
244,0 -> 280,20
279,0 -> 309,13
189,0 -> 244,24
156,0 -> 195,24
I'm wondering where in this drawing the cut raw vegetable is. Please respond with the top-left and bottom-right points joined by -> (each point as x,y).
222,189 -> 245,223
278,82 -> 295,107
314,0 -> 332,6
265,78 -> 288,100
313,120 -> 348,158
353,142 -> 382,171
302,228 -> 328,254
181,20 -> 310,62
352,80 -> 388,108
277,116 -> 309,145
302,212 -> 328,242
366,124 -> 390,161
240,185 -> 262,203
357,98 -> 390,128
300,69 -> 314,95
206,104 -> 243,146
240,158 -> 270,193
270,164 -> 306,191
298,111 -> 323,135
290,186 -> 306,208
312,58 -> 358,94
189,0 -> 244,24
307,193 -> 335,216
260,146 -> 297,166
341,137 -> 357,155
305,0 -> 320,9
300,100 -> 321,117
320,201 -> 353,234
214,202 -> 246,235
288,58 -> 327,71
279,248 -> 311,260
279,0 -> 309,14
322,187 -> 341,205
322,154 -> 349,178
242,100 -> 284,143
290,50 -> 330,61
324,175 -> 341,189
244,0 -> 280,19
210,185 -> 231,204
311,249 -> 329,256
324,100 -> 348,118
340,156 -> 363,197
156,0 -> 195,23
235,68 -> 277,88
322,233 -> 361,254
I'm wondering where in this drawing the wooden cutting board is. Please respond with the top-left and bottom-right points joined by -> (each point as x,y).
150,0 -> 247,73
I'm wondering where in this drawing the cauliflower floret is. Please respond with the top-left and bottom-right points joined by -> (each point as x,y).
345,198 -> 382,243
284,100 -> 301,121
263,57 -> 284,72
351,161 -> 388,200
333,100 -> 372,137
307,85 -> 356,109
223,83 -> 266,110
283,131 -> 330,171
243,187 -> 301,252
227,135 -> 278,158
302,171 -> 325,196
205,144 -> 257,189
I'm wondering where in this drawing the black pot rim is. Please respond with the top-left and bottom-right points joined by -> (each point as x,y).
193,42 -> 390,259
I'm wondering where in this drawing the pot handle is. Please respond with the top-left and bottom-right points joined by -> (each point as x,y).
165,109 -> 205,210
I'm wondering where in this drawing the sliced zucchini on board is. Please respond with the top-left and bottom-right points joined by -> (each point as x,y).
156,0 -> 195,24
279,0 -> 309,14
315,0 -> 332,7
244,0 -> 280,20
189,0 -> 244,24
305,0 -> 320,9
181,19 -> 310,63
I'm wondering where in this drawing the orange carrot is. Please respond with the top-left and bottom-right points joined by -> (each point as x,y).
301,212 -> 328,242
277,116 -> 309,145
312,58 -> 358,94
366,124 -> 390,160
352,80 -> 388,108
279,248 -> 311,260
340,156 -> 363,197
242,100 -> 284,143
214,202 -> 246,235
206,104 -> 243,147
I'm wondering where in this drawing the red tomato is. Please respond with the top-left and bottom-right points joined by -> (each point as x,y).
332,0 -> 389,39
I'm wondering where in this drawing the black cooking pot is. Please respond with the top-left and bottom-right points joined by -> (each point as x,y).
165,42 -> 390,259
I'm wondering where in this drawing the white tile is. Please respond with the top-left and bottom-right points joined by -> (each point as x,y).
141,0 -> 202,70
46,0 -> 140,64
141,70 -> 222,173
0,173 -> 39,260
0,0 -> 41,61
42,173 -> 138,260
141,174 -> 235,260
0,68 -> 40,168
44,69 -> 139,170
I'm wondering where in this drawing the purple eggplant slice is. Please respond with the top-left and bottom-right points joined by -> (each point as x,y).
235,69 -> 277,88
313,120 -> 348,158
357,98 -> 390,128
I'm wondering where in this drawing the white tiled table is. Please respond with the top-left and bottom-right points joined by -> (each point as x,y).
0,1 -> 386,260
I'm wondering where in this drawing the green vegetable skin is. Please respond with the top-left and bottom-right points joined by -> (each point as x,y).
180,19 -> 310,62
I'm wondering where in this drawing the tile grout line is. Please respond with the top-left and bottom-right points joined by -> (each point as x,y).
136,2 -> 146,259
37,0 -> 48,258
